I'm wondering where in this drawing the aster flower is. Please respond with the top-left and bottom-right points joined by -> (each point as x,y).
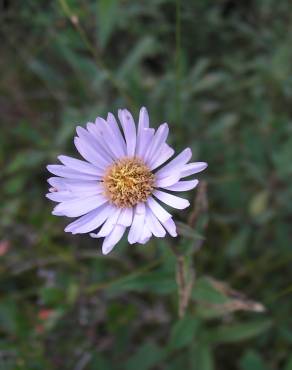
46,107 -> 207,255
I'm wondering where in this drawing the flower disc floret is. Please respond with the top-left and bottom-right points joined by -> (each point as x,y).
103,157 -> 155,208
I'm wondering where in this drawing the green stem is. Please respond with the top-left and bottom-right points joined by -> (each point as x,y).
175,0 -> 182,129
58,0 -> 134,109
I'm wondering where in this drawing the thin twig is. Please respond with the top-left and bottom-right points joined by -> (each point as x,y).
85,258 -> 162,294
171,181 -> 208,318
58,0 -> 135,109
175,0 -> 182,128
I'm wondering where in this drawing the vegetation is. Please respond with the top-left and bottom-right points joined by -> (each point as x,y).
1,0 -> 292,369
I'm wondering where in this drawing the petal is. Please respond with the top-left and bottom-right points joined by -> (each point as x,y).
76,126 -> 111,167
96,207 -> 122,237
146,196 -> 172,223
47,165 -> 100,180
47,177 -> 67,190
58,155 -> 103,176
52,194 -> 107,217
138,224 -> 152,244
149,144 -> 174,170
64,203 -> 112,234
128,203 -> 145,244
74,136 -> 108,170
145,206 -> 166,238
144,123 -> 169,164
118,109 -> 136,157
48,178 -> 103,197
136,128 -> 155,158
46,191 -> 75,202
86,122 -> 115,161
153,190 -> 190,210
64,180 -> 103,194
107,113 -> 127,152
117,207 -> 133,227
163,179 -> 199,192
136,107 -> 149,155
95,117 -> 126,158
155,173 -> 181,188
181,162 -> 208,177
138,106 -> 149,131
161,217 -> 177,237
155,148 -> 192,178
102,224 -> 126,255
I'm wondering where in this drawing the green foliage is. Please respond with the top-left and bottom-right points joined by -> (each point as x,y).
204,320 -> 272,344
1,0 -> 292,369
125,342 -> 167,370
239,350 -> 271,370
169,315 -> 200,350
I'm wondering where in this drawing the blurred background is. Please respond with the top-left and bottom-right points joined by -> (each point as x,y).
1,0 -> 292,369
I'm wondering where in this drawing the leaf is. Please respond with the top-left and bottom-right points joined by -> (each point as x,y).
108,271 -> 176,295
240,350 -> 271,370
28,58 -> 63,86
284,356 -> 292,370
249,191 -> 269,218
90,353 -> 114,370
0,299 -> 19,335
97,0 -> 119,49
6,150 -> 46,175
190,72 -> 227,94
188,58 -> 210,83
208,113 -> 239,136
0,299 -> 29,338
176,221 -> 204,241
226,227 -> 251,258
40,286 -> 66,306
191,344 -> 214,370
117,37 -> 157,79
192,277 -> 229,305
168,315 -> 200,350
125,342 -> 166,370
204,320 -> 272,344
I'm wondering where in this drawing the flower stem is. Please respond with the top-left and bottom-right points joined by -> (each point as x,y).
176,254 -> 195,318
175,0 -> 182,128
58,0 -> 135,110
172,181 -> 208,318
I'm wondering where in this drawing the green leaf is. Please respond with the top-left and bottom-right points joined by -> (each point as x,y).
0,299 -> 29,338
284,356 -> 292,370
97,0 -> 119,49
204,320 -> 272,344
192,277 -> 229,305
7,150 -> 46,174
240,350 -> 271,370
90,353 -> 114,370
249,191 -> 269,218
117,37 -> 157,79
28,58 -> 63,86
191,344 -> 214,370
208,113 -> 239,136
176,221 -> 204,241
40,286 -> 66,306
226,227 -> 251,258
108,271 -> 176,295
190,72 -> 227,94
169,315 -> 200,350
125,342 -> 166,370
0,299 -> 19,335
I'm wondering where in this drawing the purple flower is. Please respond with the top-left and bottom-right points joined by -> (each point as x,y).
47,107 -> 207,254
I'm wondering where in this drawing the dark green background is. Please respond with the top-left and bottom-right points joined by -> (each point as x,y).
1,0 -> 292,369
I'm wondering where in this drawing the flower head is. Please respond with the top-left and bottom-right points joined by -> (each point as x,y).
46,107 -> 207,254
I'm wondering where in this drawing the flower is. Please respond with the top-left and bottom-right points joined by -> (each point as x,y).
46,107 -> 207,254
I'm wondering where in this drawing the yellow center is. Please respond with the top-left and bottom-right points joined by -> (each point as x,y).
102,157 -> 155,208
